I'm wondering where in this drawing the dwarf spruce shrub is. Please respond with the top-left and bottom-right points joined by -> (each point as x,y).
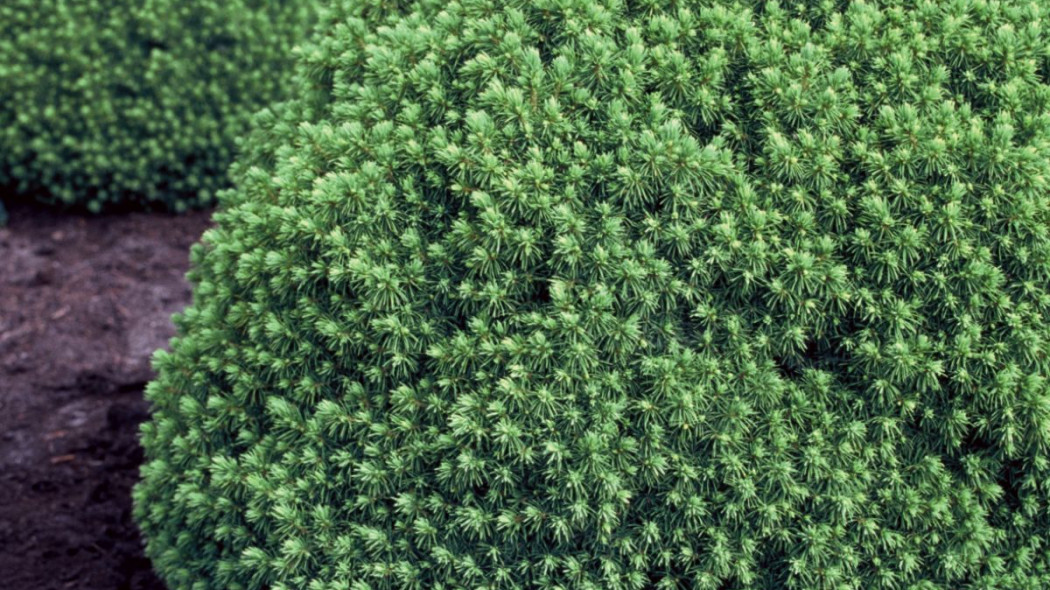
135,0 -> 1050,588
0,0 -> 317,213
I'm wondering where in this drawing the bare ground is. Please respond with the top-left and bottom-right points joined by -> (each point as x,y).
0,200 -> 212,590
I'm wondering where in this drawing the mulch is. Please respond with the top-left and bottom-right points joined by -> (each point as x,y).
0,200 -> 213,590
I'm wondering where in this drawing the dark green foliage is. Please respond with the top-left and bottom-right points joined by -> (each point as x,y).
135,0 -> 1050,588
0,0 -> 317,212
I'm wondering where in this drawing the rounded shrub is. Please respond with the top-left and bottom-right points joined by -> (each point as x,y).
0,0 -> 317,212
135,0 -> 1050,588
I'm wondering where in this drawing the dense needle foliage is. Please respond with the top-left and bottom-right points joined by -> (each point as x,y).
0,0 -> 316,213
136,0 -> 1050,588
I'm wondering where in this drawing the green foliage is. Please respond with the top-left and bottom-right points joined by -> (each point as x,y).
0,0 -> 317,212
136,0 -> 1050,588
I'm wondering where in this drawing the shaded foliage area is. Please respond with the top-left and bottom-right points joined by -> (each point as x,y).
0,0 -> 317,213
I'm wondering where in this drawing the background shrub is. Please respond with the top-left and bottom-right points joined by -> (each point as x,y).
136,0 -> 1050,588
0,0 -> 317,213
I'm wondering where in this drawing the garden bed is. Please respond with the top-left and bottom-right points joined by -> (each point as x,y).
0,201 -> 211,589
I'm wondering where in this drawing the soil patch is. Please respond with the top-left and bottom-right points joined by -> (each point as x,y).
0,201 -> 212,589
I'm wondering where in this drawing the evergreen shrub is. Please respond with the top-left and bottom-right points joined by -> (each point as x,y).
0,0 -> 317,213
135,0 -> 1050,588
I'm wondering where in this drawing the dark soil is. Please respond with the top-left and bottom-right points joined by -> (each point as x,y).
0,201 -> 212,590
